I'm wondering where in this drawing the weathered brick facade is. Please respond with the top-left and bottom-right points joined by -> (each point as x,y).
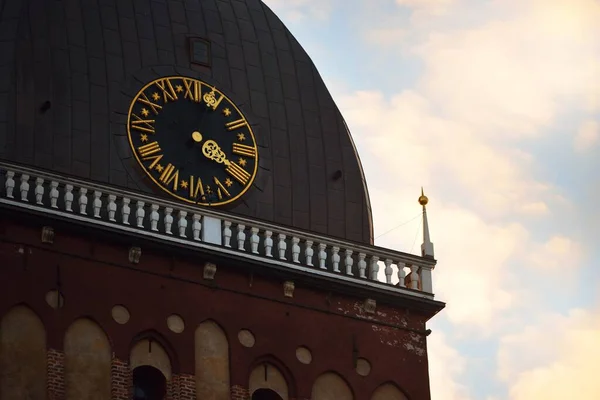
111,357 -> 131,400
232,385 -> 250,400
47,348 -> 65,400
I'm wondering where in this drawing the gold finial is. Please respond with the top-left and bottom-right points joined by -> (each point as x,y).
418,186 -> 429,207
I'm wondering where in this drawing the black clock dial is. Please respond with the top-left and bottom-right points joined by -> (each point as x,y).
127,76 -> 258,206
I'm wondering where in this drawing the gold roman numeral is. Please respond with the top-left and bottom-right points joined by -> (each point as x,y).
225,162 -> 250,185
137,93 -> 162,115
182,78 -> 202,102
138,141 -> 161,157
159,163 -> 179,190
131,114 -> 155,133
137,142 -> 163,169
213,177 -> 231,200
156,78 -> 178,102
232,143 -> 256,157
226,118 -> 248,131
189,175 -> 205,200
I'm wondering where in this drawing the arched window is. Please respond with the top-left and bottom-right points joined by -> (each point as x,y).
252,388 -> 284,400
133,365 -> 166,400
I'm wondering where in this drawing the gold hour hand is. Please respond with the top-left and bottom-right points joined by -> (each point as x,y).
202,140 -> 230,165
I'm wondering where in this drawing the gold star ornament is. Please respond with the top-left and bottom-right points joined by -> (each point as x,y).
155,164 -> 164,172
225,178 -> 233,187
180,180 -> 189,189
152,92 -> 160,101
141,108 -> 150,117
238,157 -> 247,167
237,133 -> 246,141
223,108 -> 231,117
175,85 -> 183,93
140,134 -> 149,142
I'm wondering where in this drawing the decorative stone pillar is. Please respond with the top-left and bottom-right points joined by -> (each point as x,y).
47,348 -> 65,400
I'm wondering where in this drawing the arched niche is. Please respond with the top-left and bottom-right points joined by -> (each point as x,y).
311,372 -> 353,400
195,320 -> 230,400
0,305 -> 47,399
133,365 -> 167,400
253,388 -> 284,400
64,318 -> 112,400
371,383 -> 409,400
249,362 -> 289,400
130,339 -> 172,381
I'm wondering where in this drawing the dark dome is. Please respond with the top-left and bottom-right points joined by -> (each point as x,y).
0,0 -> 373,244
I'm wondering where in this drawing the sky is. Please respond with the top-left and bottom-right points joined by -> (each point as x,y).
262,0 -> 600,399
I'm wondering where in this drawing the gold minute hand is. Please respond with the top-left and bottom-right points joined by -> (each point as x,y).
201,140 -> 231,166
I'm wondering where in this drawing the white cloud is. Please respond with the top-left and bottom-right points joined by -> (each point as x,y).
498,309 -> 600,400
574,119 -> 600,152
428,331 -> 473,400
526,235 -> 583,270
261,0 -> 336,21
411,0 -> 600,138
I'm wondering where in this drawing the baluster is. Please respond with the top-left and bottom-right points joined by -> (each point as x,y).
397,262 -> 406,288
107,195 -> 117,221
250,227 -> 260,254
409,264 -> 420,290
49,181 -> 59,208
278,234 -> 287,260
65,185 -> 74,212
370,256 -> 380,280
384,259 -> 393,284
93,191 -> 102,218
121,197 -> 131,224
292,237 -> 300,263
345,250 -> 354,275
150,204 -> 160,231
78,188 -> 88,214
34,178 -> 44,205
164,208 -> 173,234
318,244 -> 327,269
178,211 -> 188,237
192,214 -> 202,241
223,221 -> 232,247
264,230 -> 273,257
135,201 -> 145,227
332,247 -> 340,273
20,174 -> 30,202
237,224 -> 246,251
305,240 -> 314,266
5,171 -> 15,198
358,253 -> 367,278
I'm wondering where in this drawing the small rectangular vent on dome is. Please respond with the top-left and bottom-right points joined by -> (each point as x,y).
189,38 -> 211,67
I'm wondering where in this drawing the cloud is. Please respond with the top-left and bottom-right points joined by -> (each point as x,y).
428,331 -> 473,400
498,309 -> 600,399
410,0 -> 600,139
262,0 -> 336,21
574,120 -> 600,152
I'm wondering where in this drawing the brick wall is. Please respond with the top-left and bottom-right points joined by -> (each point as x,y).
178,373 -> 196,400
232,384 -> 250,400
111,357 -> 131,400
47,348 -> 64,400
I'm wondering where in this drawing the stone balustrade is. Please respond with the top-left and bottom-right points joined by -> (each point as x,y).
0,162 -> 435,299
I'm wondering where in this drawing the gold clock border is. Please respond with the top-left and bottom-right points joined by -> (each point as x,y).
126,75 -> 259,207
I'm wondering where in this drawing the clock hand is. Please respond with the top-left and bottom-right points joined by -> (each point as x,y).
201,140 -> 231,166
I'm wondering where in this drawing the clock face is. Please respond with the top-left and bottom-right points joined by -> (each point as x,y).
127,76 -> 258,206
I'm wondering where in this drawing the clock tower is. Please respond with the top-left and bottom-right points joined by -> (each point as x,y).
0,1 -> 445,400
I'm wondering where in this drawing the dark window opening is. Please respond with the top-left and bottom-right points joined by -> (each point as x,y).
189,37 -> 211,67
133,365 -> 167,400
252,388 -> 284,400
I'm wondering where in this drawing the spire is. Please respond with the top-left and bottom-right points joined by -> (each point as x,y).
419,187 -> 434,258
